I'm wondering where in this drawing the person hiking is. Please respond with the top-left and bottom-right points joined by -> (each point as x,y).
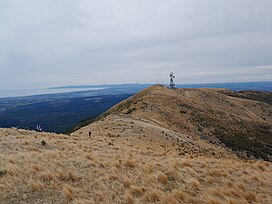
88,131 -> 92,138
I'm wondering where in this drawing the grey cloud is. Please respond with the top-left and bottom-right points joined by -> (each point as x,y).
0,0 -> 272,89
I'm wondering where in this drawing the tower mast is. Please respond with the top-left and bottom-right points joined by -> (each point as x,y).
169,72 -> 175,89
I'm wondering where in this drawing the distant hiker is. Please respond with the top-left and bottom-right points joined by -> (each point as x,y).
88,131 -> 92,138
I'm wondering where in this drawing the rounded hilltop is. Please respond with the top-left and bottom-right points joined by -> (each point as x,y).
94,84 -> 272,161
0,84 -> 272,203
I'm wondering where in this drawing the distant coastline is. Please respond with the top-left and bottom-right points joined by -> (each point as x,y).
0,81 -> 271,99
48,81 -> 272,92
0,87 -> 108,99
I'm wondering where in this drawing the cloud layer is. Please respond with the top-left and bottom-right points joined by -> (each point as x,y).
1,0 -> 272,89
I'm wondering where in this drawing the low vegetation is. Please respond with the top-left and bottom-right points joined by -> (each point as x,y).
0,85 -> 271,203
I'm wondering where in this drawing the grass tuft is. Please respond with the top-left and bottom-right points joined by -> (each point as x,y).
157,172 -> 168,185
130,186 -> 144,197
63,184 -> 75,201
29,180 -> 44,191
124,159 -> 136,169
144,190 -> 161,202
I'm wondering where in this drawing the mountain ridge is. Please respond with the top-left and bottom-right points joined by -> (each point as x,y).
0,85 -> 272,203
79,84 -> 272,161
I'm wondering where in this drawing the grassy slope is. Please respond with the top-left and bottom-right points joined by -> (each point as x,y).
0,85 -> 272,203
107,85 -> 272,161
1,126 -> 272,204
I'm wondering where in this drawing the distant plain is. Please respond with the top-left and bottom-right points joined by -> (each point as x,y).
0,82 -> 271,133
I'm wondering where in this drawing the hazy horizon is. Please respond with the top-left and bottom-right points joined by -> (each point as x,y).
0,80 -> 271,91
1,0 -> 272,89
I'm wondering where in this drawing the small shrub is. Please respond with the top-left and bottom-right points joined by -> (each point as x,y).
0,170 -> 7,177
122,107 -> 136,114
41,140 -> 46,146
166,170 -> 178,181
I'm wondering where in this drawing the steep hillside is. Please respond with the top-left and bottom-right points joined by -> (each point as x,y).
0,85 -> 272,204
100,85 -> 272,161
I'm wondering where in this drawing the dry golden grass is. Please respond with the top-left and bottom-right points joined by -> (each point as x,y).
244,191 -> 257,202
123,178 -> 133,188
38,171 -> 54,181
130,186 -> 144,197
28,180 -> 44,191
63,184 -> 75,201
189,178 -> 200,190
124,192 -> 134,204
157,172 -> 168,185
144,190 -> 161,202
0,104 -> 271,204
123,159 -> 136,169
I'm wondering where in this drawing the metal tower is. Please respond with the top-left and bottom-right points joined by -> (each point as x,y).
169,72 -> 175,89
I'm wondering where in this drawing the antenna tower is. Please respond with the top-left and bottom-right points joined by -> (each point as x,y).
169,72 -> 175,89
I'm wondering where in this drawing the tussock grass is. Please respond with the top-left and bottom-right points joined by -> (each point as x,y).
182,160 -> 192,167
160,194 -> 179,204
123,178 -> 133,188
5,164 -> 18,177
38,171 -> 54,181
55,169 -> 78,181
124,159 -> 136,169
63,184 -> 75,201
0,120 -> 271,204
157,172 -> 168,185
130,186 -> 144,197
165,170 -> 178,181
124,193 -> 134,204
189,178 -> 200,190
108,174 -> 118,181
28,180 -> 44,191
31,164 -> 43,173
244,191 -> 257,202
144,190 -> 161,202
205,197 -> 222,204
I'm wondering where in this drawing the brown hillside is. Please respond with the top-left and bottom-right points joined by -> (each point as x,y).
0,85 -> 272,204
99,85 -> 272,161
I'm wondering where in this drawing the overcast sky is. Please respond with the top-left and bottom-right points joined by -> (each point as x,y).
0,0 -> 272,89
